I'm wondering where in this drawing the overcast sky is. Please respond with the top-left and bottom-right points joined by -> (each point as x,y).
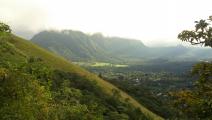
0,0 -> 211,46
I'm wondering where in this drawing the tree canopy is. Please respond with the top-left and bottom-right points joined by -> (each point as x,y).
172,16 -> 212,119
178,16 -> 212,47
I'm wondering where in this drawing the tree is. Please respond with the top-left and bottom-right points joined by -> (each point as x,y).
0,22 -> 11,33
172,16 -> 212,119
178,16 -> 212,47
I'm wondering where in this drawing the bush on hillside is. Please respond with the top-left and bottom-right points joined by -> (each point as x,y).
0,22 -> 11,33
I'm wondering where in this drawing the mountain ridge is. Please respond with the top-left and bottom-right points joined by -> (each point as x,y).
31,30 -> 147,63
31,30 -> 212,63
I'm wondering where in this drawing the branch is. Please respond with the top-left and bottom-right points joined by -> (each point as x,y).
190,41 -> 205,45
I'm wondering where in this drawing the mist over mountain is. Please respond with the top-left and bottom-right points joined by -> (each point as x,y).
31,30 -> 212,63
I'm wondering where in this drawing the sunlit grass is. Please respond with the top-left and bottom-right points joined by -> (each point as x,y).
7,34 -> 164,120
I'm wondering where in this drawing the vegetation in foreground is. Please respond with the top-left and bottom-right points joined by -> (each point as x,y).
2,15 -> 211,119
0,23 -> 163,120
170,16 -> 212,119
74,16 -> 212,119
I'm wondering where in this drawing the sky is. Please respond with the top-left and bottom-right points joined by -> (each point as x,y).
0,0 -> 211,46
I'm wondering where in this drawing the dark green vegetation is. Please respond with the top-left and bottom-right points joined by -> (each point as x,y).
0,22 -> 11,33
170,16 -> 212,119
77,61 -> 195,119
30,17 -> 212,119
31,30 -> 212,63
0,24 -> 163,120
1,15 -> 211,119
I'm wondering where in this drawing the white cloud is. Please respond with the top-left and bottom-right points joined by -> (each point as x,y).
0,0 -> 211,46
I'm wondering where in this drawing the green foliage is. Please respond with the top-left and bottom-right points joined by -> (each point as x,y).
172,16 -> 212,119
51,70 -> 149,120
178,16 -> 212,47
0,25 -> 165,120
0,68 -> 51,120
0,33 -> 156,120
170,62 -> 212,119
0,22 -> 11,33
89,64 -> 194,119
192,62 -> 212,86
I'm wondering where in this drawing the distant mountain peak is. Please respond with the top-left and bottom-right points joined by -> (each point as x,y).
31,29 -> 212,63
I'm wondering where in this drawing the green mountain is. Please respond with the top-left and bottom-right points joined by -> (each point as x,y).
0,32 -> 163,119
31,30 -> 147,63
31,30 -> 212,63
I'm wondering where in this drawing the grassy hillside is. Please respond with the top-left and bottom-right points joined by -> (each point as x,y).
3,33 -> 164,120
